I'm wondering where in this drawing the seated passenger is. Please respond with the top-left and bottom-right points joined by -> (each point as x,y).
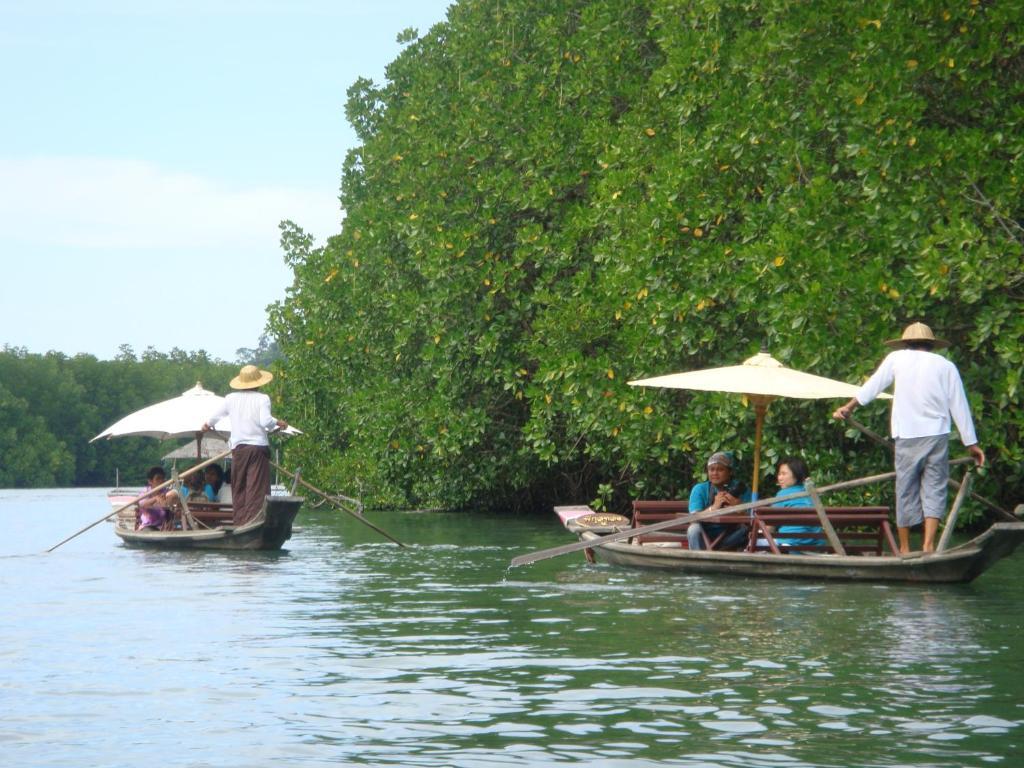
137,466 -> 174,530
219,466 -> 233,504
179,468 -> 206,502
203,463 -> 226,502
687,451 -> 752,550
772,456 -> 820,549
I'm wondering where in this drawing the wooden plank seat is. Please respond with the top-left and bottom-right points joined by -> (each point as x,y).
751,506 -> 898,555
183,502 -> 234,528
630,501 -> 746,549
630,500 -> 898,555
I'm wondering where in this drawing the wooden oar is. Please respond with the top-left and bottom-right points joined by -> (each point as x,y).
510,458 -> 974,568
271,462 -> 406,547
804,479 -> 845,555
937,468 -> 973,553
843,415 -> 1015,522
46,450 -> 231,553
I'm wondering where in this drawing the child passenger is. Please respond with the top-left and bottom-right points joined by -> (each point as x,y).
137,466 -> 174,530
203,463 -> 226,502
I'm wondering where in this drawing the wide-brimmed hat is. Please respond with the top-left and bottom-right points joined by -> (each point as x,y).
884,322 -> 950,349
230,364 -> 274,390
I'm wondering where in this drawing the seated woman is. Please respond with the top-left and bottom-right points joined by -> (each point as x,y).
180,468 -> 207,505
218,466 -> 233,504
203,463 -> 226,502
687,451 -> 752,550
772,456 -> 821,550
137,466 -> 175,530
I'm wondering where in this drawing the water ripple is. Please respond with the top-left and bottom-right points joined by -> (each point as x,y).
1,495 -> 1023,767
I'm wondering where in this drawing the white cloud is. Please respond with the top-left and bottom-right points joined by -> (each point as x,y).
0,155 -> 341,250
0,154 -> 345,360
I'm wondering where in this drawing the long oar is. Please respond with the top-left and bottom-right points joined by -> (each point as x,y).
271,462 -> 406,547
510,458 -> 974,568
843,415 -> 1015,523
47,450 -> 231,553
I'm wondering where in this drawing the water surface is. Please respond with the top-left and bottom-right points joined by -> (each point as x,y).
1,489 -> 1021,766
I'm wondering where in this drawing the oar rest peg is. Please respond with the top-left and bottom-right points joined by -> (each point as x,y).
290,467 -> 302,495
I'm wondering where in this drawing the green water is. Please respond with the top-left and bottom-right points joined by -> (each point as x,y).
1,489 -> 1021,767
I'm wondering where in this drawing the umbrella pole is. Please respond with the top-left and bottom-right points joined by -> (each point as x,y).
750,397 -> 771,499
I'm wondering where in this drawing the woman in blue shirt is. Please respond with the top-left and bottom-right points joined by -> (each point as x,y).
772,456 -> 820,549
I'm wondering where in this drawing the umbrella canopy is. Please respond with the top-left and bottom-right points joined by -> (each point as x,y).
629,351 -> 889,496
630,351 -> 881,400
91,382 -> 302,445
91,383 -> 228,442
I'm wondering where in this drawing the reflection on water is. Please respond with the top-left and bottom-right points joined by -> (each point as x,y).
0,490 -> 1021,767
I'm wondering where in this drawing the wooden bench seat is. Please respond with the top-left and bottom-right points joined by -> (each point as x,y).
184,502 -> 234,528
630,501 -> 744,549
630,500 -> 898,555
752,506 -> 898,555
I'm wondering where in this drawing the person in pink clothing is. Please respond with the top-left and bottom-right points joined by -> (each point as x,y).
833,322 -> 985,554
137,466 -> 174,530
202,365 -> 288,526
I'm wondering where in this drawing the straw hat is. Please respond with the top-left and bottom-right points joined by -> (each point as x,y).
884,322 -> 950,349
230,364 -> 274,390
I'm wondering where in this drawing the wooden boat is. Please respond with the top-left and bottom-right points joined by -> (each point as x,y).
113,495 -> 304,551
554,505 -> 1024,584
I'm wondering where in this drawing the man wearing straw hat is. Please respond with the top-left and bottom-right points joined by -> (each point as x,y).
202,365 -> 288,526
833,322 -> 985,554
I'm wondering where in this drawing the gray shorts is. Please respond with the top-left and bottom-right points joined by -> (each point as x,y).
894,434 -> 949,527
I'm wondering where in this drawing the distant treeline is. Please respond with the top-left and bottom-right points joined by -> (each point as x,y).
0,345 -> 244,488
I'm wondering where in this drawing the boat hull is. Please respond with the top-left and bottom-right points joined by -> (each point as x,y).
114,496 -> 304,551
563,507 -> 1024,583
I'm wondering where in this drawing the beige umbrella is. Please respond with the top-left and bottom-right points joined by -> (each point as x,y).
629,351 -> 889,497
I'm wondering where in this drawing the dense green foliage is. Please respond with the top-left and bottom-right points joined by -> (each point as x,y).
270,0 -> 1023,518
0,346 -> 237,488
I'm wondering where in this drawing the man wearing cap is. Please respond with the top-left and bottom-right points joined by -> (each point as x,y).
202,365 -> 289,526
687,451 -> 753,550
833,322 -> 985,554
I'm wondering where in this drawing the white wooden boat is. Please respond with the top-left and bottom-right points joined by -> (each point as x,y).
113,495 -> 304,551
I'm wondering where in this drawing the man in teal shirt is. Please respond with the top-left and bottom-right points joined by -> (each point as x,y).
687,452 -> 752,550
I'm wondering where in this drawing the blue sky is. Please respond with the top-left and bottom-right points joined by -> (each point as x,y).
0,0 -> 452,361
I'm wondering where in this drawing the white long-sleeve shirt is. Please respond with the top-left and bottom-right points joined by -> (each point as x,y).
207,391 -> 278,449
856,349 -> 978,445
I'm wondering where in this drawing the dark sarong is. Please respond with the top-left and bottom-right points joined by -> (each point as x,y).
231,444 -> 271,525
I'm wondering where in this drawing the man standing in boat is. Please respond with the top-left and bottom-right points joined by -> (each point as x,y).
202,365 -> 288,526
832,322 -> 985,554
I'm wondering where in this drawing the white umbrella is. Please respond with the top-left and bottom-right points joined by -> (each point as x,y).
91,382 -> 301,448
91,383 -> 228,442
629,351 -> 889,496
